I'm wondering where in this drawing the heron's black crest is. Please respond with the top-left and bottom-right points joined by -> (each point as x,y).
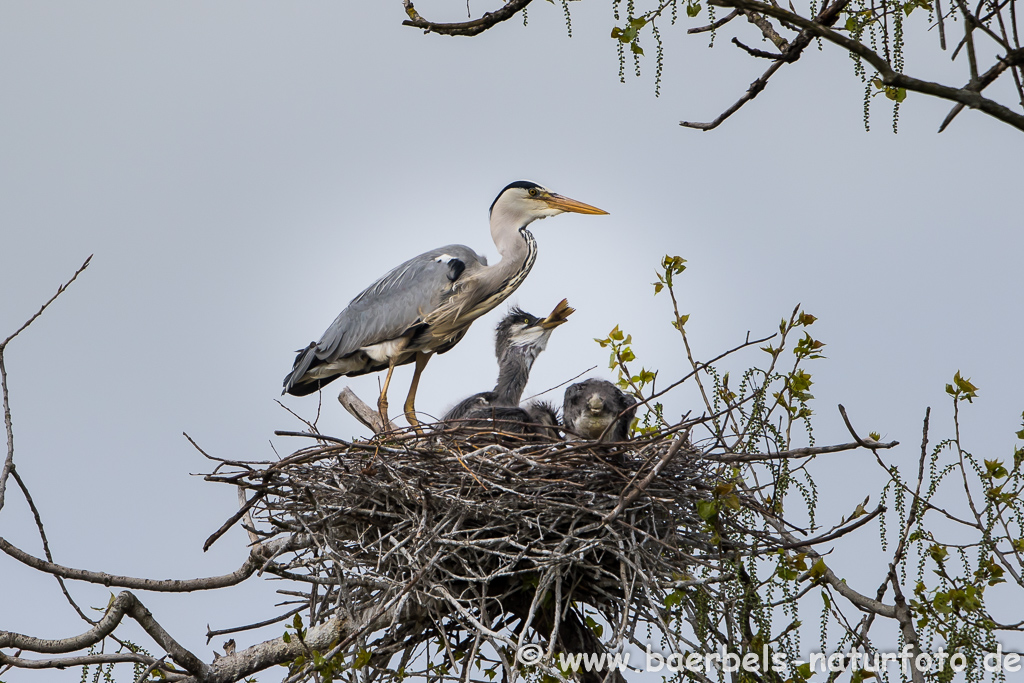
489,180 -> 543,214
499,307 -> 539,328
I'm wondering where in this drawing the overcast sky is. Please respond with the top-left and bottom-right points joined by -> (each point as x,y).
2,1 -> 1022,680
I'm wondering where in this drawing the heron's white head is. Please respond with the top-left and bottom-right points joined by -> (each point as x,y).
489,181 -> 607,235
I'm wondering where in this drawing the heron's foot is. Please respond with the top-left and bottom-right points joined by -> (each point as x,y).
401,409 -> 421,436
377,395 -> 390,430
404,406 -> 422,435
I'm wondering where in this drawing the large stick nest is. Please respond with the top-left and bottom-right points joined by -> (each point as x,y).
208,427 -> 766,681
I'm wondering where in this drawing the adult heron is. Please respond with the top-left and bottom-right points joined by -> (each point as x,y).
562,379 -> 638,441
283,182 -> 607,426
444,300 -> 573,430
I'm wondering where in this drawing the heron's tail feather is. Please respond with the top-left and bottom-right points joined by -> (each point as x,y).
283,342 -> 329,396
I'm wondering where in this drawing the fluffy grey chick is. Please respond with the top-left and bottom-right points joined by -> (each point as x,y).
562,378 -> 637,441
443,300 -> 573,432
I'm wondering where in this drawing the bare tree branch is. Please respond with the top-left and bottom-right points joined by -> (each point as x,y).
9,466 -> 95,624
0,534 -> 308,592
938,47 -> 1024,130
0,591 -> 208,678
689,9 -> 741,33
0,255 -> 92,515
401,0 -> 534,37
0,651 -> 163,671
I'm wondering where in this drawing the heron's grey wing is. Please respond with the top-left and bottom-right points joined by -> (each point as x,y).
442,391 -> 496,422
315,244 -> 485,362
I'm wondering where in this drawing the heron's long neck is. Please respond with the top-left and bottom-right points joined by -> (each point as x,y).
473,225 -> 538,314
492,347 -> 536,405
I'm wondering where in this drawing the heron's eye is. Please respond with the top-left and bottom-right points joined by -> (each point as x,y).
528,188 -> 538,197
523,318 -> 530,325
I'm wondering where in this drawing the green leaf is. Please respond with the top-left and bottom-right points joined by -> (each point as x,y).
630,42 -> 644,55
283,632 -> 291,643
985,459 -> 1008,479
353,648 -> 372,669
928,544 -> 948,563
809,558 -> 828,580
664,589 -> 684,608
696,500 -> 718,520
686,2 -> 702,17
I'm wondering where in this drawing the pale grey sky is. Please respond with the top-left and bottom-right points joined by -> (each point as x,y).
1,1 -> 1022,680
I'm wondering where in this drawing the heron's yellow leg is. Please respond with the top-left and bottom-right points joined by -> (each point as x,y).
378,360 -> 396,428
404,352 -> 431,431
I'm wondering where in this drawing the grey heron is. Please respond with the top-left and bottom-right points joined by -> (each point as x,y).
562,378 -> 637,441
283,182 -> 607,426
443,300 -> 572,433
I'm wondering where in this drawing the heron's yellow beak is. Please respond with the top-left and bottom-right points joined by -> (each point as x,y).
539,299 -> 575,329
543,194 -> 609,215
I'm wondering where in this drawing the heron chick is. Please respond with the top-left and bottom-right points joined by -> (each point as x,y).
563,378 -> 637,442
444,300 -> 573,433
282,182 -> 606,427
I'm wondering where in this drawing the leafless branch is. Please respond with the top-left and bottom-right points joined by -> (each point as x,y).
0,591 -> 208,678
0,533 -> 307,592
401,0 -> 534,36
689,9 -> 741,33
1,255 -> 92,515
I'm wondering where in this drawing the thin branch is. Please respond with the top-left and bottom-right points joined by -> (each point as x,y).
689,9 -> 741,33
206,605 -> 305,643
203,491 -> 264,552
732,36 -> 786,59
709,0 -> 1024,131
710,438 -> 898,462
0,255 -> 93,351
0,534 -> 307,592
10,466 -> 95,624
776,503 -> 885,549
0,255 -> 92,515
682,0 -> 850,129
402,0 -> 534,36
0,651 -> 161,671
938,47 -> 1024,131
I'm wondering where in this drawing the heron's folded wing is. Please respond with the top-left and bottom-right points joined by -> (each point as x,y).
313,245 -> 485,362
